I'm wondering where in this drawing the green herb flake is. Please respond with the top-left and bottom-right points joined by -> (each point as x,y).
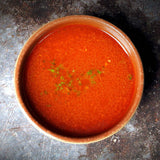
56,64 -> 63,71
91,74 -> 96,79
128,74 -> 133,80
60,81 -> 65,85
46,104 -> 51,107
87,70 -> 93,75
55,84 -> 60,91
44,90 -> 48,95
68,80 -> 72,87
58,83 -> 62,86
73,89 -> 81,96
97,70 -> 102,74
91,80 -> 96,84
52,60 -> 56,65
48,69 -> 55,73
56,87 -> 59,91
72,69 -> 75,73
60,76 -> 64,80
56,67 -> 59,71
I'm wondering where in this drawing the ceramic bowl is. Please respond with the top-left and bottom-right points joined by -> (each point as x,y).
14,15 -> 144,144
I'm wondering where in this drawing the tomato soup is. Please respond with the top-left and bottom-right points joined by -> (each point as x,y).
23,24 -> 135,137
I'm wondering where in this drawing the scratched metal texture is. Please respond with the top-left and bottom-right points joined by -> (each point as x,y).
0,0 -> 160,160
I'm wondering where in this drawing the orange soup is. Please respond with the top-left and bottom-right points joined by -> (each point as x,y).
23,24 -> 135,137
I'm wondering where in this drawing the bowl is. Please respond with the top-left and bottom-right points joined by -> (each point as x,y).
14,15 -> 144,144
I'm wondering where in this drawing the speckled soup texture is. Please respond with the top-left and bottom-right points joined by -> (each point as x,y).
0,0 -> 160,160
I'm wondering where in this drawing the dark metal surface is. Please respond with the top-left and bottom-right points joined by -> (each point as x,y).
0,0 -> 160,159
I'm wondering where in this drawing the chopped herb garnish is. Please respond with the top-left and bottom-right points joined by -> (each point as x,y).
128,74 -> 132,80
55,84 -> 60,90
73,89 -> 81,96
68,80 -> 72,87
48,59 -> 106,95
48,69 -> 55,73
60,81 -> 65,85
52,60 -> 56,65
40,90 -> 48,95
58,83 -> 62,86
44,90 -> 48,94
91,74 -> 96,79
91,80 -> 96,84
87,70 -> 93,75
56,87 -> 59,91
60,76 -> 64,80
56,64 -> 63,70
46,104 -> 51,107
97,70 -> 102,74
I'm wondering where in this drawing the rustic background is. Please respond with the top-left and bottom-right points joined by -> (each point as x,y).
0,0 -> 160,159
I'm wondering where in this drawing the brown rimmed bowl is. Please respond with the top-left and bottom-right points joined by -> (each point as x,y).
14,15 -> 144,144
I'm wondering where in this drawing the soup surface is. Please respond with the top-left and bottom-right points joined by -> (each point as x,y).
24,24 -> 135,137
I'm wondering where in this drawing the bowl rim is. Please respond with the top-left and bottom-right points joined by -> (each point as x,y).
14,15 -> 144,144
